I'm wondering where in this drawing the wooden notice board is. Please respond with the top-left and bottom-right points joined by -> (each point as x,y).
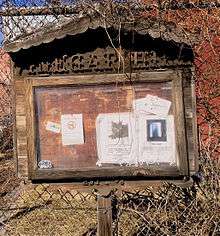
25,71 -> 189,181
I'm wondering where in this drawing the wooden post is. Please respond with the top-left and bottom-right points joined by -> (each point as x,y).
97,196 -> 113,236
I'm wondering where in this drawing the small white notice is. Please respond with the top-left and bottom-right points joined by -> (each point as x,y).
61,114 -> 84,146
46,121 -> 61,133
133,97 -> 148,114
137,115 -> 176,165
145,95 -> 171,116
38,160 -> 53,169
133,95 -> 171,116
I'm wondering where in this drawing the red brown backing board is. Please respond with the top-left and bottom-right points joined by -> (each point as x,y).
34,81 -> 173,169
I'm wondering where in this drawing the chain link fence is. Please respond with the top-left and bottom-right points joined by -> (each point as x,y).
0,156 -> 219,236
0,1 -> 220,235
0,183 -> 97,235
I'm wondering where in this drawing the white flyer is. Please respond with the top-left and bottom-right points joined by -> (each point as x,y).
133,95 -> 171,116
133,97 -> 149,114
46,121 -> 61,134
137,115 -> 176,165
96,112 -> 137,166
61,114 -> 84,146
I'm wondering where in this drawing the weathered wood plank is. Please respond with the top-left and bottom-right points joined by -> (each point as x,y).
16,129 -> 27,138
24,79 -> 37,180
16,95 -> 26,115
17,156 -> 28,177
15,79 -> 25,95
182,68 -> 199,174
15,81 -> 32,176
97,196 -> 112,236
17,143 -> 27,156
16,115 -> 26,129
172,71 -> 188,175
190,71 -> 199,173
27,71 -> 176,87
31,166 -> 182,182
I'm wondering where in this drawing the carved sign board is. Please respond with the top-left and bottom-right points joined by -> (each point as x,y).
16,47 -> 192,76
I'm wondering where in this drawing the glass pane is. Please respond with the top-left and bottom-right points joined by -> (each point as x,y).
34,80 -> 178,170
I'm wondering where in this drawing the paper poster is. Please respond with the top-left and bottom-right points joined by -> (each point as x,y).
133,95 -> 171,116
133,97 -> 148,114
96,113 -> 137,166
137,115 -> 176,165
46,121 -> 61,133
61,114 -> 84,146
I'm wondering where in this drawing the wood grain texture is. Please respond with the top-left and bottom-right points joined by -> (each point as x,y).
31,166 -> 182,181
182,68 -> 199,174
17,157 -> 28,177
15,79 -> 26,95
16,95 -> 26,115
24,79 -> 37,179
97,196 -> 113,236
172,71 -> 188,176
15,79 -> 28,176
12,62 -> 19,175
27,71 -> 176,87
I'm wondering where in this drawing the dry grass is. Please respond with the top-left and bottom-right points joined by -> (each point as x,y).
5,208 -> 97,236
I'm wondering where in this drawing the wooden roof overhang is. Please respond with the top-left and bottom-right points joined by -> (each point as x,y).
3,13 -> 196,53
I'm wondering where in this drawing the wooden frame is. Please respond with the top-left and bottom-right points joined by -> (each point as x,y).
25,70 -> 189,182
